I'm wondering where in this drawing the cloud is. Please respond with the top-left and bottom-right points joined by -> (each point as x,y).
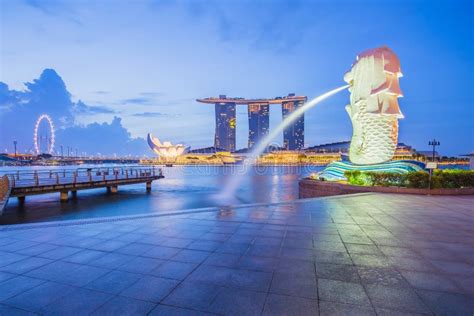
23,0 -> 84,26
74,100 -> 116,115
140,92 -> 164,97
24,0 -> 56,14
0,69 -> 148,155
57,117 -> 148,156
132,112 -> 166,118
0,82 -> 23,110
176,0 -> 313,54
119,97 -> 153,105
92,90 -> 109,95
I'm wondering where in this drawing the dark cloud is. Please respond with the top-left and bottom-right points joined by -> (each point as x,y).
132,112 -> 165,118
0,68 -> 74,153
24,0 -> 56,14
119,97 -> 153,105
0,82 -> 23,110
92,90 -> 109,95
177,0 -> 312,54
139,92 -> 163,97
74,101 -> 116,115
24,0 -> 84,26
116,93 -> 190,108
0,69 -> 148,155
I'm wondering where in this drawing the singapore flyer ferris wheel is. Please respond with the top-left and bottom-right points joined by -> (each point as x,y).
34,114 -> 55,155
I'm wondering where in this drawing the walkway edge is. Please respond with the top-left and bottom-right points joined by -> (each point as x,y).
0,193 -> 374,231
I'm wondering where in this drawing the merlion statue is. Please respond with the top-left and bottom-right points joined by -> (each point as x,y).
344,46 -> 403,165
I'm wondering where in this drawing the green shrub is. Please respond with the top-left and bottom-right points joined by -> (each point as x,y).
405,171 -> 429,188
344,170 -> 369,185
345,169 -> 474,189
433,169 -> 474,188
366,172 -> 407,187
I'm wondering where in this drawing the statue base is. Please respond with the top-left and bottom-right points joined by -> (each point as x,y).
318,160 -> 425,181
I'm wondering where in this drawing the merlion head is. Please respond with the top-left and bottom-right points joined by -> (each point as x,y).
344,46 -> 404,165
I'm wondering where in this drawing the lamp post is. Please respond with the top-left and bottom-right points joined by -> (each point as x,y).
13,140 -> 17,158
427,139 -> 440,190
60,145 -> 64,158
429,139 -> 440,162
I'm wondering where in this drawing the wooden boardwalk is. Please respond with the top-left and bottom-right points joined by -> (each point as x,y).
0,175 -> 11,214
1,166 -> 164,213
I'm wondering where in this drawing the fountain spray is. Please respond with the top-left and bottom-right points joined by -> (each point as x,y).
216,84 -> 350,204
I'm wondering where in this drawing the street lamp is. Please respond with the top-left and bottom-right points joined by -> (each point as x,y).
428,139 -> 440,162
13,140 -> 17,158
427,139 -> 441,190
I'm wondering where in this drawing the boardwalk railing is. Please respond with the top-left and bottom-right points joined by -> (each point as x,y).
4,166 -> 162,188
1,166 -> 164,205
0,175 -> 11,213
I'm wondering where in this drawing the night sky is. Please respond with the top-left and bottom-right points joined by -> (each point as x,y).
1,0 -> 472,155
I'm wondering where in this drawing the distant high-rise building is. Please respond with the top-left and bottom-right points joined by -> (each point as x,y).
248,103 -> 269,149
214,96 -> 236,152
197,93 -> 307,152
282,99 -> 305,150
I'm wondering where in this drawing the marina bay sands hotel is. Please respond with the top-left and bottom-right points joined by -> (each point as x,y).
197,93 -> 307,152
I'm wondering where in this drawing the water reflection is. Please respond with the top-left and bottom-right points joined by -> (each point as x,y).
0,165 -> 323,224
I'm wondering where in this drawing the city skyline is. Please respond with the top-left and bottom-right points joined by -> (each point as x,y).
1,0 -> 473,155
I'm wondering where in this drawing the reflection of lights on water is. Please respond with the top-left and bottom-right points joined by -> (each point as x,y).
272,174 -> 279,183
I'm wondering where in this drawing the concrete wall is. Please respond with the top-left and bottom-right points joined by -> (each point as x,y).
299,179 -> 474,199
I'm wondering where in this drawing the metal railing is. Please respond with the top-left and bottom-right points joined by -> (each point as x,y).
2,166 -> 163,188
0,175 -> 10,200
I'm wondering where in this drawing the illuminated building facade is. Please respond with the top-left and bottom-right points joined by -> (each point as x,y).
248,103 -> 269,148
214,96 -> 236,152
197,93 -> 307,152
282,97 -> 305,150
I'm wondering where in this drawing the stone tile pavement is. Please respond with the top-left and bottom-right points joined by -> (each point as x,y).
0,193 -> 472,315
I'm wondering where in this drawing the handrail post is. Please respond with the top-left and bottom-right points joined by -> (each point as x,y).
125,170 -> 128,179
56,173 -> 59,185
49,170 -> 52,178
16,171 -> 19,180
34,171 -> 39,186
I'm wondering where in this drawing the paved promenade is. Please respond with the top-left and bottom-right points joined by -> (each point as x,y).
0,193 -> 472,315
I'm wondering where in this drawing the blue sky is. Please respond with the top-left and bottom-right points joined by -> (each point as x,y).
1,0 -> 473,155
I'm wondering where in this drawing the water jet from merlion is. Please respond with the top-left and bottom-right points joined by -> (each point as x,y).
216,46 -> 424,204
216,85 -> 349,204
